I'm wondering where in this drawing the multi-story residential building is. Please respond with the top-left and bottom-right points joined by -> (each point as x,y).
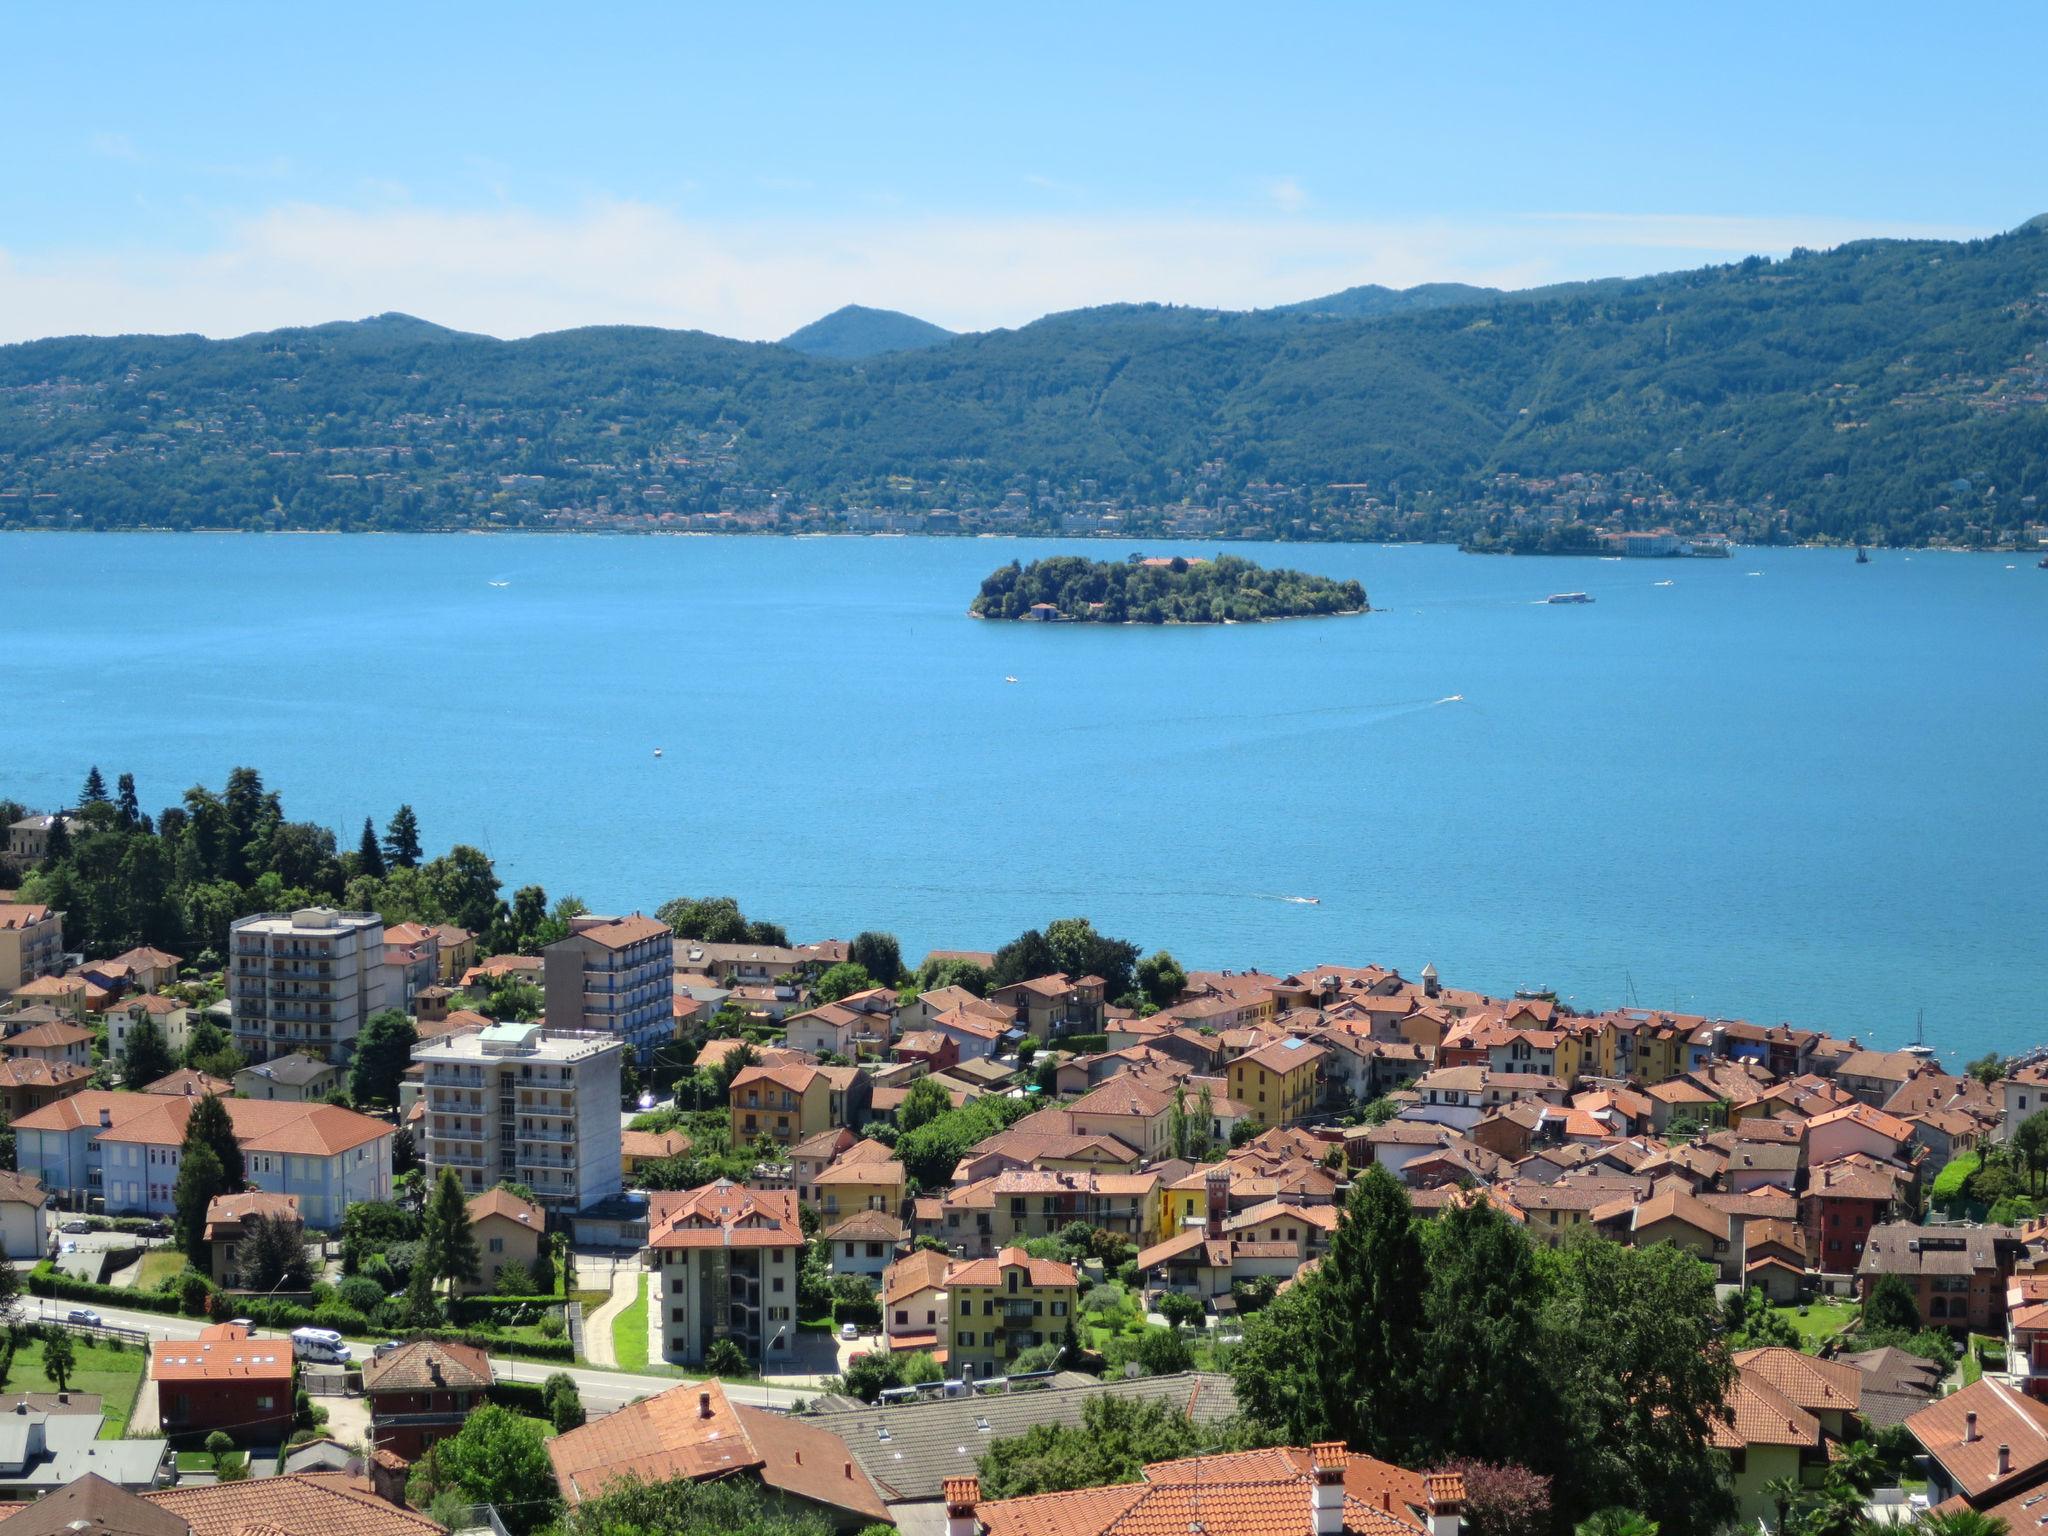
13,1091 -> 390,1226
813,1140 -> 907,1221
881,1248 -> 951,1354
544,914 -> 674,1061
649,1180 -> 803,1367
1858,1222 -> 2023,1334
380,923 -> 441,1009
944,1247 -> 1079,1378
0,904 -> 64,999
364,1340 -> 493,1462
1228,1038 -> 1327,1127
729,1063 -> 831,1146
941,1169 -> 1161,1256
415,1022 -> 622,1214
5,814 -> 76,865
988,974 -> 1106,1042
104,994 -> 193,1065
228,908 -> 393,1064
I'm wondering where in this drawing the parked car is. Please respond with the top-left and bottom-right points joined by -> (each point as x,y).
138,1221 -> 170,1239
228,1318 -> 254,1330
59,1240 -> 76,1254
373,1340 -> 403,1359
59,1220 -> 89,1235
65,1308 -> 100,1327
840,1321 -> 861,1340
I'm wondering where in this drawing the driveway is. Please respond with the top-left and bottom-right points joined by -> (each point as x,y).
580,1267 -> 643,1368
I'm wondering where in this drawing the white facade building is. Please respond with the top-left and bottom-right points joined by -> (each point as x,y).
416,1022 -> 623,1213
229,907 -> 394,1064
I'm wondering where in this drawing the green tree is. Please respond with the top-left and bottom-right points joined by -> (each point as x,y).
422,1167 -> 481,1290
1865,1272 -> 1921,1334
977,1395 -> 1271,1499
41,1331 -> 75,1393
1543,1240 -> 1734,1536
847,933 -> 902,986
1915,1511 -> 2011,1536
552,1470 -> 831,1536
1132,1325 -> 1194,1375
811,963 -> 874,1005
1722,1287 -> 1800,1349
173,1142 -> 229,1267
1417,1194 -> 1556,1468
205,1429 -> 236,1472
1573,1513 -> 1659,1536
1965,1053 -> 2006,1086
2014,1112 -> 2048,1194
120,1015 -> 176,1088
542,1371 -> 586,1432
0,1107 -> 14,1174
405,1405 -> 559,1536
898,1076 -> 953,1135
115,774 -> 141,828
350,1009 -> 418,1107
356,818 -> 387,878
80,767 -> 108,805
235,1212 -> 310,1291
184,1089 -> 245,1190
1135,951 -> 1186,1009
1761,1476 -> 1805,1536
384,804 -> 423,869
706,1337 -> 748,1377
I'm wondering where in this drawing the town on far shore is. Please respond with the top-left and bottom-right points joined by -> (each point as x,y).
0,779 -> 2044,1536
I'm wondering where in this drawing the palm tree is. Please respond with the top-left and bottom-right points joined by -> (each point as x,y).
1916,1512 -> 2010,1536
1830,1440 -> 1885,1496
1764,1476 -> 1807,1535
1575,1512 -> 1660,1536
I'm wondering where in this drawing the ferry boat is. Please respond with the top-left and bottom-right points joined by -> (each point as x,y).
1546,592 -> 1595,605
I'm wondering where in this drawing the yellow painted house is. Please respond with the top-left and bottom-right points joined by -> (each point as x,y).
815,1141 -> 909,1220
729,1062 -> 831,1146
1227,1038 -> 1327,1127
944,1247 -> 1079,1378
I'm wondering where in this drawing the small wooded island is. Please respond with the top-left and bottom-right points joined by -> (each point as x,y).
970,554 -> 1369,624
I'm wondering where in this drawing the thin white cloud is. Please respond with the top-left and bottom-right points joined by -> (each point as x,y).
0,200 -> 1994,345
1268,177 -> 1309,214
87,131 -> 143,164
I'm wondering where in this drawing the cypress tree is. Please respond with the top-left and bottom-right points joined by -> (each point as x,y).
357,818 -> 387,878
41,815 -> 71,868
384,805 -> 422,869
115,773 -> 140,827
423,1167 -> 481,1289
184,1090 -> 245,1191
1317,1163 -> 1428,1459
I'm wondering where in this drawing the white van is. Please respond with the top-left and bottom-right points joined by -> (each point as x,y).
290,1327 -> 349,1364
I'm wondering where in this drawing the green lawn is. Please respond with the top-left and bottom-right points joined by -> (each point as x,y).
134,1250 -> 188,1291
175,1450 -> 247,1472
1773,1300 -> 1858,1349
612,1274 -> 649,1371
6,1336 -> 146,1439
1963,1348 -> 1983,1386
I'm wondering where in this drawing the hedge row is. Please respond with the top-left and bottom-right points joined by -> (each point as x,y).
406,1326 -> 575,1361
487,1380 -> 551,1415
225,1296 -> 375,1335
447,1296 -> 563,1323
30,1264 -> 187,1315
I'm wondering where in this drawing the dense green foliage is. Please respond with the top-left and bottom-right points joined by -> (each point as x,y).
5,227 -> 2047,546
894,1091 -> 1038,1189
542,1472 -> 832,1536
971,554 -> 1367,623
1230,1174 -> 1734,1536
2,766 -> 512,965
977,1396 -> 1275,1499
780,304 -> 957,360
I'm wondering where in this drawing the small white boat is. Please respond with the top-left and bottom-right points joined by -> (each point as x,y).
1546,592 -> 1594,605
488,580 -> 510,588
653,748 -> 664,758
1004,675 -> 1019,684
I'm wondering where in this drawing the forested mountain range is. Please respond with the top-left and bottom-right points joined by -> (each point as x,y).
779,304 -> 958,359
2,220 -> 2044,547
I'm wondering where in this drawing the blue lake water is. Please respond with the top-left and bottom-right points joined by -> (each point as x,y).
2,533 -> 2044,1062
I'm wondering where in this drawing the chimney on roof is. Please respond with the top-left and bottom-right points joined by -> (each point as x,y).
1999,1444 -> 2012,1477
944,1477 -> 979,1536
97,1108 -> 110,1129
1425,1474 -> 1465,1536
1311,1443 -> 1346,1536
698,1390 -> 713,1420
1966,1411 -> 1980,1443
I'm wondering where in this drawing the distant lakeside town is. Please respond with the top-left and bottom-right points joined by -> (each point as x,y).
3,774 -> 2047,1536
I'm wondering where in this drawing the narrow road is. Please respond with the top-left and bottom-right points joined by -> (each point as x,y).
27,1297 -> 816,1416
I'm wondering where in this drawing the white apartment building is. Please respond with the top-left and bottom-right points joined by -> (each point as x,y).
228,907 -> 393,1064
543,914 -> 674,1061
416,1022 -> 623,1213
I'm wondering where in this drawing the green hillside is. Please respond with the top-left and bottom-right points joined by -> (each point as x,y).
780,304 -> 958,359
2,222 -> 2044,546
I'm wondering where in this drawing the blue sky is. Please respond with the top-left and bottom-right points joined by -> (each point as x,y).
0,2 -> 2038,342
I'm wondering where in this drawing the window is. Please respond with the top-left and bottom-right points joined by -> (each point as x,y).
489,1237 -> 504,1253
772,1275 -> 785,1293
959,1331 -> 976,1347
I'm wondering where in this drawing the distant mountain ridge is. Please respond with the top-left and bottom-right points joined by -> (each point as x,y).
3,218 -> 2046,548
779,304 -> 958,359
